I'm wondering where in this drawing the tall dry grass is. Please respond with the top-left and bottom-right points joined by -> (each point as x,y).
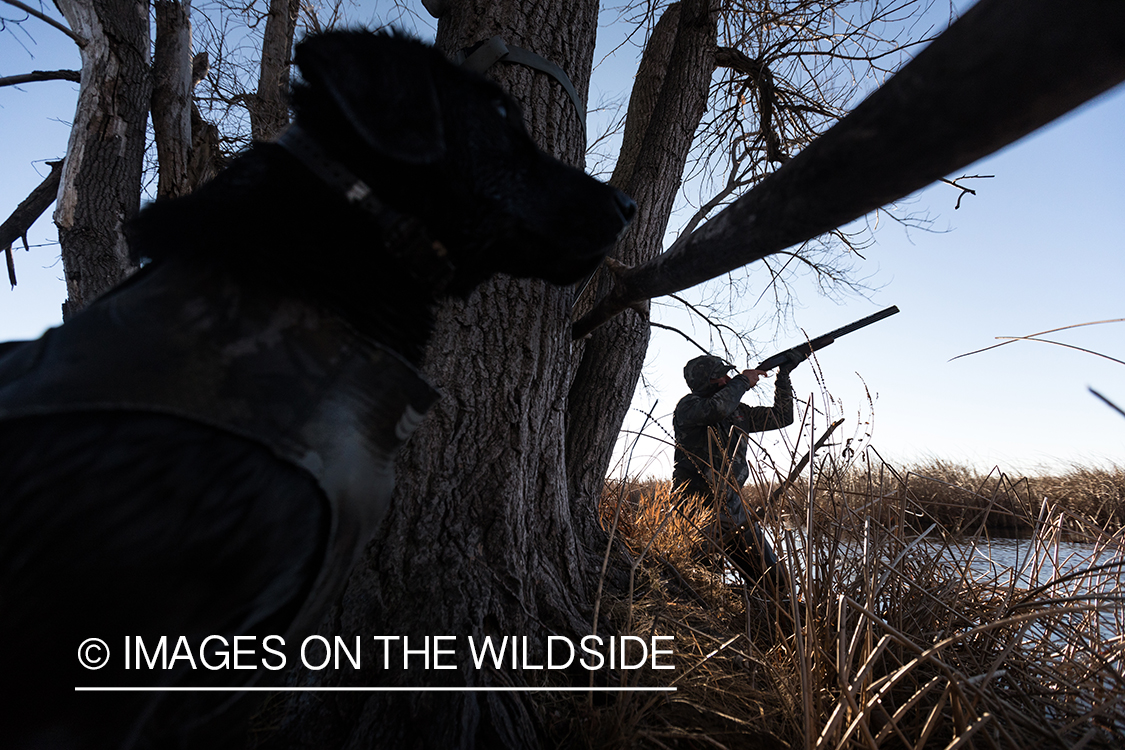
570,454 -> 1125,749
789,459 -> 1125,536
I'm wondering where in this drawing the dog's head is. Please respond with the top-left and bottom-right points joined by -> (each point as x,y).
289,31 -> 635,293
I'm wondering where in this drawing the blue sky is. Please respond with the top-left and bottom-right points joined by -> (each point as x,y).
623,83 -> 1125,477
2,1 -> 1122,477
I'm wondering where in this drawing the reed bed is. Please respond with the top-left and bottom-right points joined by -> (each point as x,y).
574,455 -> 1125,749
746,458 -> 1125,538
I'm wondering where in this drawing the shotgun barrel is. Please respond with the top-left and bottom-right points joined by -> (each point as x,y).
756,305 -> 900,371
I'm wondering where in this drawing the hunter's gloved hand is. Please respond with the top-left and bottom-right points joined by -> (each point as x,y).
738,368 -> 767,388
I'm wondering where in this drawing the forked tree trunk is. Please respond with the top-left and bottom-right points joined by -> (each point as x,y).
272,2 -> 719,748
54,0 -> 150,318
567,0 -> 717,524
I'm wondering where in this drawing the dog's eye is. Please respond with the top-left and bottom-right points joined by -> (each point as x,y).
493,100 -> 508,119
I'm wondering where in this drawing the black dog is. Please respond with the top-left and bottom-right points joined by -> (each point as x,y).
0,31 -> 633,749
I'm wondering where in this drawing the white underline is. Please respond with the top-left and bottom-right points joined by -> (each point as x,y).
75,686 -> 676,693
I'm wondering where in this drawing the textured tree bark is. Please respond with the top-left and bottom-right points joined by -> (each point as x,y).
54,0 -> 150,319
152,0 -> 193,200
188,51 -> 223,190
251,0 -> 300,142
271,1 -> 606,747
268,3 -> 731,746
567,0 -> 717,525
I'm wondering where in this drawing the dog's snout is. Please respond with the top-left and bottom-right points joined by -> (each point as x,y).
614,191 -> 637,226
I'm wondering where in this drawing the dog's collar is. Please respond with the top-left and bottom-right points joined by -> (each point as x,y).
276,125 -> 455,292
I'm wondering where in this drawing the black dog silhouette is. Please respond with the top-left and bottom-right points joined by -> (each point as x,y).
0,30 -> 633,749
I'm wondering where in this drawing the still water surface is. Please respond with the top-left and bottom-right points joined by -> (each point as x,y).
948,536 -> 1123,587
770,529 -> 1124,639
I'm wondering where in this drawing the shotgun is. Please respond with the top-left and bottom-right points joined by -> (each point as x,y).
756,306 -> 900,371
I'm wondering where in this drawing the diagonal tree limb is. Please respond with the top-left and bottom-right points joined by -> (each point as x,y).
1,160 -> 65,288
0,70 -> 80,87
573,0 -> 1125,339
1,0 -> 86,47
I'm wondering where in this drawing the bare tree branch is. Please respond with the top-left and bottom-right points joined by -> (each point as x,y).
574,0 -> 1125,338
714,45 -> 762,79
649,321 -> 710,355
0,69 -> 80,87
1,160 -> 64,288
1,0 -> 86,46
658,0 -> 946,321
940,173 -> 994,209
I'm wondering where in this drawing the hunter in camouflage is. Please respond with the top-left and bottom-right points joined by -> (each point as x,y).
672,353 -> 801,583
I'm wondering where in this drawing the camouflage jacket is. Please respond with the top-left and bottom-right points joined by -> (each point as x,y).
672,371 -> 793,498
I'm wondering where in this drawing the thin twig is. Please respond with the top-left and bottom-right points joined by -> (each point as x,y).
649,322 -> 711,355
950,318 -> 1125,362
1,0 -> 87,47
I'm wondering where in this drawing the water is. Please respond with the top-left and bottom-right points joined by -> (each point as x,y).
949,536 -> 1124,589
767,529 -> 1125,735
767,526 -> 1125,641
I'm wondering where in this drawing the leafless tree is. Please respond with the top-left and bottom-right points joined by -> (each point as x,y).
0,0 -> 332,314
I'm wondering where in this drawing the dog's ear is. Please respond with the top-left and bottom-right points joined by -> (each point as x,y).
294,32 -> 446,164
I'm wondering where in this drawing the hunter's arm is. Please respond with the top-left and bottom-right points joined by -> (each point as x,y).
737,370 -> 794,432
675,375 -> 753,427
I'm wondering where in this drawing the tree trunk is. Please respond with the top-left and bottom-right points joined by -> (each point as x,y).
567,0 -> 717,524
54,0 -> 150,318
251,0 -> 300,142
152,0 -> 193,200
271,1 -> 614,748
188,51 -> 224,190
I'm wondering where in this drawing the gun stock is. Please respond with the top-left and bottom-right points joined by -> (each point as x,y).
756,305 -> 900,371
